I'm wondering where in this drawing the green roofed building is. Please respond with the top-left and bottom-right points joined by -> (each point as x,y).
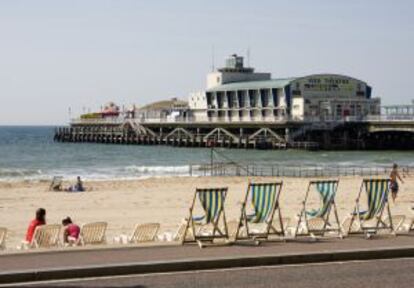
189,54 -> 380,122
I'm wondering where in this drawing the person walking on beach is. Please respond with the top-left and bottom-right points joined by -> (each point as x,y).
62,216 -> 80,245
390,163 -> 404,202
23,208 -> 46,244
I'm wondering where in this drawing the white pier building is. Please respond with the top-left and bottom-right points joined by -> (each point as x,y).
189,54 -> 380,122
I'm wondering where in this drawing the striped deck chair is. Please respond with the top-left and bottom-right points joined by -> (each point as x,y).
346,178 -> 394,237
182,187 -> 229,247
235,182 -> 284,243
79,222 -> 107,245
30,224 -> 61,248
0,227 -> 7,250
295,180 -> 342,238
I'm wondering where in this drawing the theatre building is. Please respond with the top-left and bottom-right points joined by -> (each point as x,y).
189,54 -> 380,122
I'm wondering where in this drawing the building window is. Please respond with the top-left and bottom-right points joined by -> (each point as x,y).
336,104 -> 342,116
356,105 -> 362,115
238,91 -> 245,108
356,91 -> 365,96
249,90 -> 257,107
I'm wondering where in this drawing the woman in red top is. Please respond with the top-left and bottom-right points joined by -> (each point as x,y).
25,208 -> 46,242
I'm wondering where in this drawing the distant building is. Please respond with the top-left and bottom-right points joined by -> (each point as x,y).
190,54 -> 380,122
135,98 -> 189,122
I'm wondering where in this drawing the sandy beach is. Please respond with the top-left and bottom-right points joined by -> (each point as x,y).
1,175 -> 413,250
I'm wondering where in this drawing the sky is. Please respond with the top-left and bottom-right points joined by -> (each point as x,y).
0,0 -> 413,125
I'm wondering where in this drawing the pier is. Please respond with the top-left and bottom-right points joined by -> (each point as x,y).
54,55 -> 414,150
54,113 -> 414,150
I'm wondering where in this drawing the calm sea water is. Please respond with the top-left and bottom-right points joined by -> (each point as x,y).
0,126 -> 413,181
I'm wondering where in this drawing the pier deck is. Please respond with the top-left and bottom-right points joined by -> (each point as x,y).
54,117 -> 414,150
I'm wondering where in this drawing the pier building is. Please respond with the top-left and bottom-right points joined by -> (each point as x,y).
55,54 -> 414,150
189,54 -> 380,123
135,98 -> 189,122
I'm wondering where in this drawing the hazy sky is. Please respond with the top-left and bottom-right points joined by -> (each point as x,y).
1,0 -> 413,125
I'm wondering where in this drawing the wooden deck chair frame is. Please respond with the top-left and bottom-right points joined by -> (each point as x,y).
182,187 -> 229,245
49,176 -> 63,191
295,180 -> 342,238
79,222 -> 107,245
235,181 -> 284,242
129,223 -> 160,243
31,224 -> 61,248
346,178 -> 394,237
0,227 -> 7,250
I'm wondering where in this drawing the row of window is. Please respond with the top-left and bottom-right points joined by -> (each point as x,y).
207,109 -> 286,118
206,89 -> 280,109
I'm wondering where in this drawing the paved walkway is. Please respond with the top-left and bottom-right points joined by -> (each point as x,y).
1,235 -> 414,272
25,258 -> 414,288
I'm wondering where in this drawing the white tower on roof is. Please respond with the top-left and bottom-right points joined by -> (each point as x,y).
206,54 -> 271,89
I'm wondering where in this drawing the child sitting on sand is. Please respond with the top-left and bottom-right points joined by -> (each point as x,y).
62,216 -> 80,245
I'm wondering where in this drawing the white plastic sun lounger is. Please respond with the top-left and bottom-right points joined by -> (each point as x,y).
79,222 -> 107,245
30,224 -> 61,249
0,227 -> 7,250
128,223 -> 160,243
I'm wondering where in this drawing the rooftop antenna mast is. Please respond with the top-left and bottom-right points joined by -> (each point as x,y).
247,47 -> 251,67
211,45 -> 215,72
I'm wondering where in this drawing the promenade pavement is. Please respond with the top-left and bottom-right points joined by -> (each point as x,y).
1,234 -> 414,285
23,258 -> 414,288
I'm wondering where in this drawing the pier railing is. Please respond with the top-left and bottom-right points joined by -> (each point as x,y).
69,114 -> 414,126
190,162 -> 413,178
70,118 -> 124,125
364,115 -> 414,121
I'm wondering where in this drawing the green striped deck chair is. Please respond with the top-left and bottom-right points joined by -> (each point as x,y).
235,182 -> 284,243
347,178 -> 394,237
182,187 -> 229,247
295,180 -> 342,238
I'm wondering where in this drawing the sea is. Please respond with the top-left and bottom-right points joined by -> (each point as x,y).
0,126 -> 413,182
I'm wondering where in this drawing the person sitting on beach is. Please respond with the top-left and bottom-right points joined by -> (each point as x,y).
390,163 -> 404,202
66,176 -> 85,192
24,208 -> 46,244
74,176 -> 84,191
62,216 -> 80,245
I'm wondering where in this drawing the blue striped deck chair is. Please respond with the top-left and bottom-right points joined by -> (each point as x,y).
347,178 -> 394,237
235,182 -> 284,243
182,187 -> 229,247
295,180 -> 342,238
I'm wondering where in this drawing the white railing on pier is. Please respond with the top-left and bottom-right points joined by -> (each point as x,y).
365,115 -> 414,121
70,114 -> 414,126
70,118 -> 124,125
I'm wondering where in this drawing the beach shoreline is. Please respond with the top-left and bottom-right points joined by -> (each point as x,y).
1,175 -> 413,250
